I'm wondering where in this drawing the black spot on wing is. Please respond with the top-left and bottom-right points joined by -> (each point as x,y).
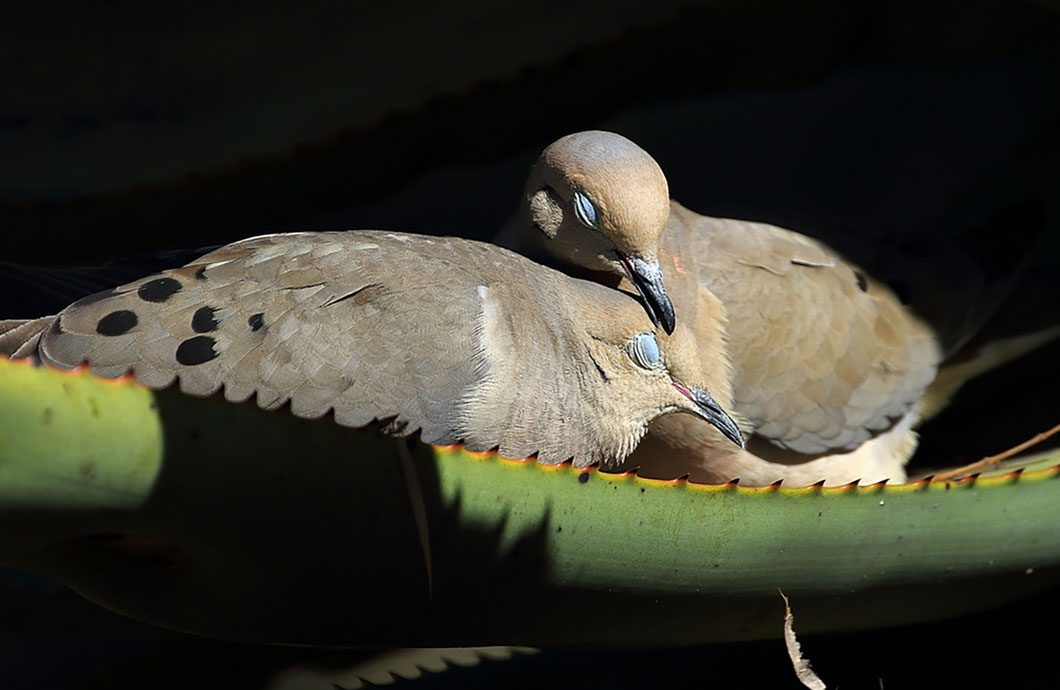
175,336 -> 218,366
96,310 -> 138,336
137,277 -> 182,303
248,313 -> 265,332
191,306 -> 219,333
194,266 -> 207,281
854,270 -> 868,292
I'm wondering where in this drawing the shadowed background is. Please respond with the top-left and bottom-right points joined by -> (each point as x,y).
2,0 -> 1059,687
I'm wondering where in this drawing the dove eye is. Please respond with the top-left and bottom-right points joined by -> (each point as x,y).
628,332 -> 663,370
572,191 -> 598,229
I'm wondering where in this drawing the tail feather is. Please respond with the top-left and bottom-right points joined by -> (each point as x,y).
919,325 -> 1060,423
0,317 -> 53,359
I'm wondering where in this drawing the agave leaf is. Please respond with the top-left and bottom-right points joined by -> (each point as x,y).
0,357 -> 1057,647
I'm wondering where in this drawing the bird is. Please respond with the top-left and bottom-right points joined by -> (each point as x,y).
0,230 -> 745,468
501,130 -> 965,484
512,130 -> 676,335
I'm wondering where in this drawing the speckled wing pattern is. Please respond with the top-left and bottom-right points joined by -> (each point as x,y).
669,205 -> 940,454
0,231 -> 622,464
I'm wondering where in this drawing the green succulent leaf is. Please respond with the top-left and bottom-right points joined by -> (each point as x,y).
0,357 -> 1057,647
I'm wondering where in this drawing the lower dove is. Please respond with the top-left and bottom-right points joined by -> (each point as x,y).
504,130 -> 960,484
0,230 -> 745,467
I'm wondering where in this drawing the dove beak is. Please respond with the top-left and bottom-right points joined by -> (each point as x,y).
618,253 -> 676,335
672,382 -> 746,449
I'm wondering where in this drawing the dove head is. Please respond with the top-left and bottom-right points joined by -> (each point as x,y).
579,315 -> 745,464
521,131 -> 677,333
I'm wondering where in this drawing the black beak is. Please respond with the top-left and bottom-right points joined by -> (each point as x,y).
673,382 -> 746,449
618,253 -> 676,335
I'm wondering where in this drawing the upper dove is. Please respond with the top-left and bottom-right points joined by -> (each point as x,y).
504,130 -> 945,484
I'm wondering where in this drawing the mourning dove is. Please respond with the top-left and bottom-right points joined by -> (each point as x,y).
513,131 -> 676,334
0,230 -> 744,467
505,130 -> 947,483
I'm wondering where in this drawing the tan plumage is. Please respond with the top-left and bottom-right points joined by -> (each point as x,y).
1,230 -> 745,467
628,411 -> 921,487
509,130 -> 947,484
665,204 -> 940,455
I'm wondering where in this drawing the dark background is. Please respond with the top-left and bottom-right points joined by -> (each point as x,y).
2,1 -> 1059,687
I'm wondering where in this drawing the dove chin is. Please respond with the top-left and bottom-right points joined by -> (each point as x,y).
672,381 -> 746,449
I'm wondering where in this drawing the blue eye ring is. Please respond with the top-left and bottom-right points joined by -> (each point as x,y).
628,332 -> 663,370
572,191 -> 598,229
